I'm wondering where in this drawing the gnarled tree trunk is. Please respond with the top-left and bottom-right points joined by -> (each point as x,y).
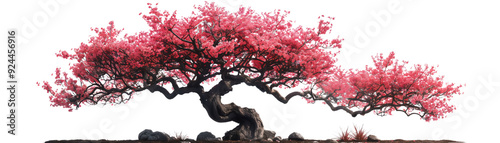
199,80 -> 264,140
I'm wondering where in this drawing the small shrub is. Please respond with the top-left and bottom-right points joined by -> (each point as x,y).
351,125 -> 368,141
337,127 -> 352,141
174,132 -> 188,141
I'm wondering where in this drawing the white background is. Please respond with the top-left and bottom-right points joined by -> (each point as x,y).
1,0 -> 499,142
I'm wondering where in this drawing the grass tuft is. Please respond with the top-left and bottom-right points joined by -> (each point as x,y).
337,127 -> 352,141
174,132 -> 188,141
351,125 -> 369,141
336,125 -> 370,142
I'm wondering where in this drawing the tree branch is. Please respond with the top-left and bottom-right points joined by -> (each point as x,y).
147,84 -> 203,99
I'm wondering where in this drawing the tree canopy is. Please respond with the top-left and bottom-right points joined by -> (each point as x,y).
40,2 -> 462,122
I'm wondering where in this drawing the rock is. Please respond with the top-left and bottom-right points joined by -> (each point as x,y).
222,120 -> 265,141
273,136 -> 282,142
147,135 -> 157,140
288,132 -> 304,141
138,129 -> 169,141
223,129 -> 248,141
367,135 -> 380,142
263,130 -> 276,139
169,136 -> 177,141
138,129 -> 153,141
197,131 -> 217,141
148,131 -> 169,141
326,139 -> 339,143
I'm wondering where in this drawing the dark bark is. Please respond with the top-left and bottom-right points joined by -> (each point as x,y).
199,80 -> 264,140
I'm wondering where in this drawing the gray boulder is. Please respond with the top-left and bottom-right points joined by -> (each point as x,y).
169,136 -> 177,141
263,130 -> 276,139
148,131 -> 169,141
138,129 -> 170,141
367,135 -> 380,142
197,131 -> 217,141
138,129 -> 153,141
288,132 -> 304,141
223,130 -> 245,141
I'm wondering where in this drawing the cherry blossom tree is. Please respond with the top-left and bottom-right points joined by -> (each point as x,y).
39,2 -> 462,140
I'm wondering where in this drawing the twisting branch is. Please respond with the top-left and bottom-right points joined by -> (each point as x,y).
230,73 -> 432,118
147,84 -> 201,99
247,78 -> 369,117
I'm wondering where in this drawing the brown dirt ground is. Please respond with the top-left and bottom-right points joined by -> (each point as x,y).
45,139 -> 464,143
